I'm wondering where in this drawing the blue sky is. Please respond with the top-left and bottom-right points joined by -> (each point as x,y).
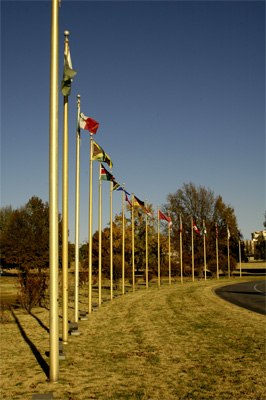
1,0 -> 265,243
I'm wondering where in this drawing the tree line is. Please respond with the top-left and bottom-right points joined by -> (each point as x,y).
1,183 -> 265,281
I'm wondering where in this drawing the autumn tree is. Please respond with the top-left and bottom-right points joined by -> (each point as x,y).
82,202 -> 167,282
0,205 -> 14,268
163,182 -> 239,275
1,196 -> 62,273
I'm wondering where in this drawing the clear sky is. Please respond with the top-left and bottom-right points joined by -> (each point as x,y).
1,0 -> 265,244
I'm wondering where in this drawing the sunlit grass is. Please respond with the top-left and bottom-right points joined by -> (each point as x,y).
0,276 -> 265,399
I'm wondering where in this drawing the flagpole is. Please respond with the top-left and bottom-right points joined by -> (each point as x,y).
168,211 -> 171,285
49,0 -> 59,383
98,163 -> 102,307
145,200 -> 148,289
110,177 -> 113,300
62,30 -> 69,345
180,214 -> 183,284
74,95 -> 81,323
88,135 -> 93,314
239,237 -> 242,278
203,220 -> 207,281
157,207 -> 160,287
191,217 -> 194,282
122,183 -> 125,295
131,193 -> 135,293
227,225 -> 230,279
216,222 -> 219,280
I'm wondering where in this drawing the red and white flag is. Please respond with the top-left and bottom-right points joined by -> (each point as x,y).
159,210 -> 172,230
79,113 -> 99,134
193,221 -> 199,234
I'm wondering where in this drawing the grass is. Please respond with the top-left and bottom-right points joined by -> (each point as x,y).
0,275 -> 265,400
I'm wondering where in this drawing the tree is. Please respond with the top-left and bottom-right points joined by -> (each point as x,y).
163,182 -> 239,275
82,202 -> 167,282
0,205 -> 14,268
1,196 -> 62,273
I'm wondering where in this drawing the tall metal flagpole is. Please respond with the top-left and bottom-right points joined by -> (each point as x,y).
74,95 -> 81,323
88,136 -> 93,314
180,214 -> 183,284
49,0 -> 59,383
131,193 -> 135,292
62,30 -> 69,345
168,211 -> 171,285
145,200 -> 148,289
98,163 -> 102,306
191,217 -> 194,282
110,177 -> 113,300
122,184 -> 125,295
157,207 -> 160,287
227,225 -> 230,279
239,236 -> 242,278
216,222 -> 219,280
203,220 -> 207,280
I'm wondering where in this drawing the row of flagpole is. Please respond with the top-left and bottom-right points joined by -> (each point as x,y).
48,9 -> 242,381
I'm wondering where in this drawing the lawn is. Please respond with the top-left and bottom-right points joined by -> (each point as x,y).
0,276 -> 265,400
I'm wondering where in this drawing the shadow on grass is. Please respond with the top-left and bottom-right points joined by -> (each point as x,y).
11,309 -> 49,378
31,313 -> 49,334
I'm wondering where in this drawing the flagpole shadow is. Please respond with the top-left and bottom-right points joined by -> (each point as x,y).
11,309 -> 49,378
31,313 -> 49,334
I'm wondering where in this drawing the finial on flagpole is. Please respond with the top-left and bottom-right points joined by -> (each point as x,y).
64,30 -> 70,37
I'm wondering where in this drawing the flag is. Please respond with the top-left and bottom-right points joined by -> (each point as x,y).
92,141 -> 113,168
79,113 -> 99,134
238,230 -> 243,240
134,195 -> 145,208
193,221 -> 199,234
115,186 -> 130,195
146,208 -> 156,220
61,48 -> 77,96
180,216 -> 183,233
159,210 -> 172,229
100,164 -> 114,181
125,194 -> 133,207
227,227 -> 231,239
116,187 -> 130,195
112,180 -> 121,191
216,225 -> 219,238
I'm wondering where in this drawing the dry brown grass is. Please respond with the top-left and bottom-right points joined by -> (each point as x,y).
1,276 -> 265,400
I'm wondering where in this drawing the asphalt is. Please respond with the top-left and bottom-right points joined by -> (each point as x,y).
215,280 -> 266,316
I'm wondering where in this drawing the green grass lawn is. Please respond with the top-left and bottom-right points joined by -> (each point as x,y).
1,276 -> 265,400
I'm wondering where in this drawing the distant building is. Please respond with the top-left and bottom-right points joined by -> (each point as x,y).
251,231 -> 266,241
243,231 -> 266,259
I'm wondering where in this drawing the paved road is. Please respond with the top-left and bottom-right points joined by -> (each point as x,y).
215,280 -> 266,315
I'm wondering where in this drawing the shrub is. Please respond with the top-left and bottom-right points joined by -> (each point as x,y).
17,273 -> 47,314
